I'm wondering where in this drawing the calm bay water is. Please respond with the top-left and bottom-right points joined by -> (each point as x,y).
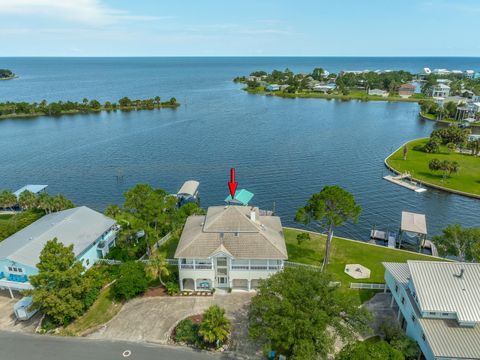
0,57 -> 479,240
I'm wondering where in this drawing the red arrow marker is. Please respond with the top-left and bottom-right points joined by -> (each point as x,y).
228,167 -> 237,199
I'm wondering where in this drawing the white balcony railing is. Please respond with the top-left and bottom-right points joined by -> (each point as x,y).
0,278 -> 33,291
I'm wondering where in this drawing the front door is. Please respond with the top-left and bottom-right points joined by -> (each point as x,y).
215,257 -> 229,288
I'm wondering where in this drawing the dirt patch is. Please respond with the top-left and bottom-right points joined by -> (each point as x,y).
143,286 -> 168,297
187,314 -> 203,324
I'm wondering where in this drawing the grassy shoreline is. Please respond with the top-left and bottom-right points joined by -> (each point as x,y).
419,111 -> 480,128
243,86 -> 422,103
385,138 -> 480,198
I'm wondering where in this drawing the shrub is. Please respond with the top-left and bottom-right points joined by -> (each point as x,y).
166,281 -> 180,295
175,319 -> 200,344
296,232 -> 311,245
336,340 -> 404,360
423,136 -> 441,153
112,261 -> 148,300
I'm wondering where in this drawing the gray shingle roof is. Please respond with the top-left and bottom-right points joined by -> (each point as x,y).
408,261 -> 480,323
0,206 -> 115,268
174,206 -> 287,259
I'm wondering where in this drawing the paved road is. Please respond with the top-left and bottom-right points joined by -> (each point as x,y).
0,331 -> 224,360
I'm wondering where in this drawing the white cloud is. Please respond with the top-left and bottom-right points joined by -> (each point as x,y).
0,0 -> 169,26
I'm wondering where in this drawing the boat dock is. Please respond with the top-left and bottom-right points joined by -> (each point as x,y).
383,173 -> 426,193
370,230 -> 396,248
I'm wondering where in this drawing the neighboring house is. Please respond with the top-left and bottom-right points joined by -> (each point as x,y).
174,205 -> 288,292
313,84 -> 336,93
465,70 -> 475,78
383,261 -> 480,360
0,206 -> 118,296
266,84 -> 280,91
430,84 -> 451,98
398,83 -> 416,98
368,89 -> 388,97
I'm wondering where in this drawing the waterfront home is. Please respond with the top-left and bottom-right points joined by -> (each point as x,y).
383,261 -> 480,360
174,205 -> 288,291
465,70 -> 475,78
0,206 -> 117,296
430,84 -> 451,98
398,83 -> 416,98
368,89 -> 388,97
313,84 -> 336,93
266,84 -> 280,91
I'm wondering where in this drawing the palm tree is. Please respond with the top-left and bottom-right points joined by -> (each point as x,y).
18,190 -> 37,210
198,305 -> 230,347
0,190 -> 17,210
146,252 -> 170,286
295,186 -> 361,271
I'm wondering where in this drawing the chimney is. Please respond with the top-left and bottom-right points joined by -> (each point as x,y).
250,209 -> 256,222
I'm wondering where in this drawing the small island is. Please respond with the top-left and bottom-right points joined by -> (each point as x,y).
0,96 -> 179,120
0,68 -> 16,80
385,126 -> 480,198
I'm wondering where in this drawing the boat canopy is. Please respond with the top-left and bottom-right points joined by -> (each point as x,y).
401,211 -> 427,235
177,180 -> 200,197
225,189 -> 254,206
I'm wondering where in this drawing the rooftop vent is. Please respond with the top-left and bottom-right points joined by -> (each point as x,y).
250,210 -> 256,222
454,268 -> 465,279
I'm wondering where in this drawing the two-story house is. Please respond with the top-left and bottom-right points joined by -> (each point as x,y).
174,205 -> 288,292
383,261 -> 480,360
0,206 -> 118,297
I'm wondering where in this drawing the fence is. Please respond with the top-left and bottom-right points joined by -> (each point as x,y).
284,261 -> 322,271
349,283 -> 386,290
139,232 -> 173,260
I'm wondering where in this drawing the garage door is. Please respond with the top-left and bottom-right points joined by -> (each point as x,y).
250,279 -> 261,289
232,279 -> 248,289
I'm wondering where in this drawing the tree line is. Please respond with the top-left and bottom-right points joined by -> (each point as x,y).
0,190 -> 74,213
0,96 -> 179,118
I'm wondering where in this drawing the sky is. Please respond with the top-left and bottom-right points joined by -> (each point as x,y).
1,0 -> 480,56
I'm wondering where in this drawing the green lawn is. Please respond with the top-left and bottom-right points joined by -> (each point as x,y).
284,228 -> 439,284
0,210 -> 44,241
61,287 -> 121,336
386,138 -> 480,196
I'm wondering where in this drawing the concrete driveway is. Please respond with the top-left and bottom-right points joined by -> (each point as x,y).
0,290 -> 40,333
88,292 -> 261,358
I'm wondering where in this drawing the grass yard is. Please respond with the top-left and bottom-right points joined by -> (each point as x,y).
61,287 -> 121,336
0,210 -> 44,241
386,138 -> 480,196
284,228 -> 444,303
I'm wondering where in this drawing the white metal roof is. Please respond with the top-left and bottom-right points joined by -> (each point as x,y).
0,206 -> 115,268
382,262 -> 410,285
177,180 -> 199,197
401,211 -> 427,234
13,185 -> 48,198
408,261 -> 480,323
420,318 -> 480,359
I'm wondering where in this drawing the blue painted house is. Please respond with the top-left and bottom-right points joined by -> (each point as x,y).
383,261 -> 480,360
0,206 -> 117,296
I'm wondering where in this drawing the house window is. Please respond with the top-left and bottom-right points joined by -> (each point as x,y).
86,259 -> 90,266
429,312 -> 436,316
395,285 -> 399,293
422,333 -> 426,342
411,315 -> 416,323
442,313 -> 449,316
401,297 -> 405,305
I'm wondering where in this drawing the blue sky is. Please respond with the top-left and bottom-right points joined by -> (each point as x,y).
1,0 -> 480,56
